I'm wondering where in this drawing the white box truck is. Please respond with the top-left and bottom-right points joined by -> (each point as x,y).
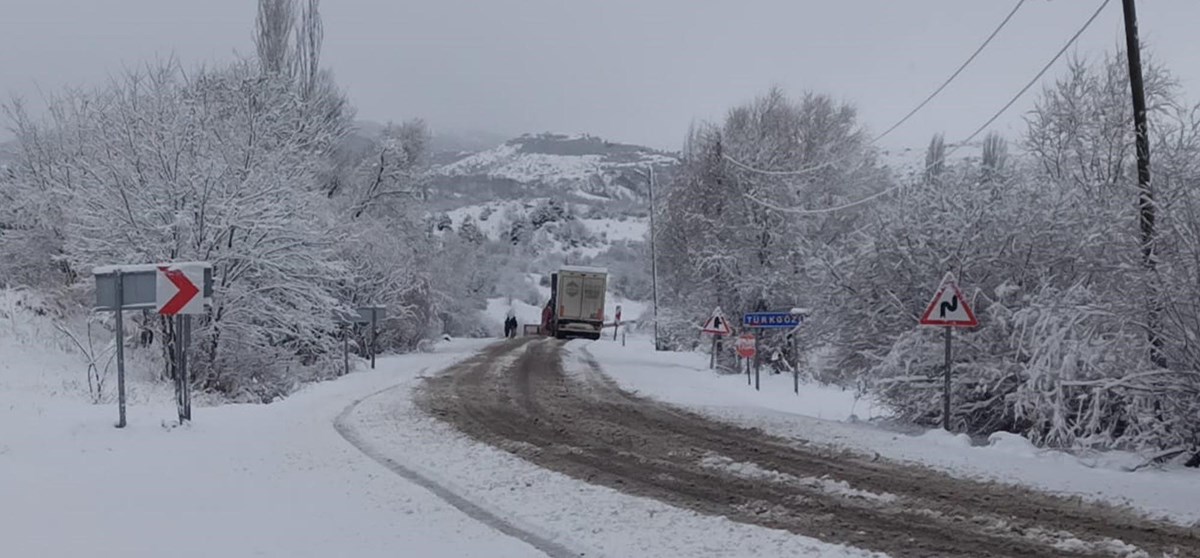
545,266 -> 608,340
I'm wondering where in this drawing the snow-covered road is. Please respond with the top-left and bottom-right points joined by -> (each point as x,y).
8,333 -> 1198,558
348,338 -> 880,558
410,337 -> 1196,557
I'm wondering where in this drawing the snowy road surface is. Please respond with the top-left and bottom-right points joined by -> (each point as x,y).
415,337 -> 1199,557
8,335 -> 1197,558
0,341 -> 544,558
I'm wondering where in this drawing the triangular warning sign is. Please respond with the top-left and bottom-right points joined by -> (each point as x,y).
919,273 -> 978,327
701,307 -> 733,336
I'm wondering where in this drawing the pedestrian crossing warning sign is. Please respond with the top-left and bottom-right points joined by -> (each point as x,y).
701,307 -> 733,336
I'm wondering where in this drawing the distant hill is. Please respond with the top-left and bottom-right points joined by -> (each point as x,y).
352,120 -> 508,161
429,132 -> 678,205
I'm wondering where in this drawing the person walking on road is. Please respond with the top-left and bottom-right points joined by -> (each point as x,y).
504,308 -> 518,338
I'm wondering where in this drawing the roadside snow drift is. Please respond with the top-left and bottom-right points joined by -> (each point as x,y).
578,336 -> 1200,527
0,341 -> 545,558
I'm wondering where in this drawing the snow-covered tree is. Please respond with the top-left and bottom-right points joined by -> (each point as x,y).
458,215 -> 485,245
346,120 -> 429,218
657,88 -> 882,361
530,198 -> 569,229
4,59 -> 349,399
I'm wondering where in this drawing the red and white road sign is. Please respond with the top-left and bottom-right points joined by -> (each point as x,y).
735,333 -> 756,358
919,272 -> 978,327
701,307 -> 733,336
156,264 -> 206,315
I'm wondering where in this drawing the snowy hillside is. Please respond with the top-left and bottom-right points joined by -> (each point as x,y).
431,133 -> 677,202
442,199 -> 647,244
877,140 -> 984,179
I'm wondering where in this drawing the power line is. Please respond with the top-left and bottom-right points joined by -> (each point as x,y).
724,0 -> 1027,177
872,0 -> 1027,143
745,0 -> 1112,216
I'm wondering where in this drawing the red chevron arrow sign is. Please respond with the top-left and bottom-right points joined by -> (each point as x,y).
156,265 -> 206,315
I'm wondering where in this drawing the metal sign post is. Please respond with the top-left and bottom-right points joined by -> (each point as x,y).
343,325 -> 350,376
93,262 -> 211,427
794,362 -> 799,395
743,310 -> 807,395
183,315 -> 192,421
754,334 -> 760,391
114,271 -> 126,428
339,306 -> 386,370
943,326 -> 952,431
918,273 -> 979,432
173,314 -> 193,422
792,331 -> 800,395
735,333 -> 756,386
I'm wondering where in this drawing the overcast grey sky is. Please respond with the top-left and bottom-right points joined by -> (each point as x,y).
1,1 -> 1197,151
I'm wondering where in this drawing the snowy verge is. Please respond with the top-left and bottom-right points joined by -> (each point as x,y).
0,340 -> 546,558
577,336 -> 1200,527
344,357 -> 885,558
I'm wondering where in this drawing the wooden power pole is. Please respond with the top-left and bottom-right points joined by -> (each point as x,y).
1121,0 -> 1164,366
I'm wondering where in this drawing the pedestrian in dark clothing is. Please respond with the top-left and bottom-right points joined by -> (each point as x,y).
504,309 -> 518,338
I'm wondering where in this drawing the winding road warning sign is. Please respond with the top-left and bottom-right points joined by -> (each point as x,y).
919,273 -> 977,327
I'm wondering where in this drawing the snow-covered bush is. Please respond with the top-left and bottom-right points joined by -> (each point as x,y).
658,62 -> 1200,459
4,60 -> 352,400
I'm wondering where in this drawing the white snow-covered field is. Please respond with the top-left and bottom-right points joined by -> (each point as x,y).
439,142 -> 603,184
0,337 -> 548,558
442,201 -> 646,247
445,199 -> 534,240
578,337 -> 1200,527
437,137 -> 674,188
578,217 -> 647,243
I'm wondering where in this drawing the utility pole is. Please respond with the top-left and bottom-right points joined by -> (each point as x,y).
1122,0 -> 1164,367
647,165 -> 662,351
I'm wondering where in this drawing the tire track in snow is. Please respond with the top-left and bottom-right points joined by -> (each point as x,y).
333,347 -> 587,558
418,338 -> 1197,557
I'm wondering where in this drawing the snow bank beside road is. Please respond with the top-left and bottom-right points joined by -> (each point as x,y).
579,337 -> 1200,527
0,340 -> 544,558
581,336 -> 886,422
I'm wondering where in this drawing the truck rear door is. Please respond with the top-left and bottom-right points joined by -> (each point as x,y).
558,272 -> 585,320
580,275 -> 606,322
